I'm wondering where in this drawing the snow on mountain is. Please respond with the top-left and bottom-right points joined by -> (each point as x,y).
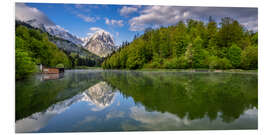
44,25 -> 83,45
19,19 -> 84,46
80,36 -> 92,46
15,81 -> 116,132
15,3 -> 117,57
15,3 -> 83,46
84,30 -> 117,57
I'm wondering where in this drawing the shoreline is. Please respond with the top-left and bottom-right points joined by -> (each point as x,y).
138,68 -> 257,73
67,68 -> 258,74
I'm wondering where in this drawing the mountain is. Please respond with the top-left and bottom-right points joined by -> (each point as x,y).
15,3 -> 83,46
19,19 -> 84,46
43,25 -> 84,45
16,12 -> 115,58
84,30 -> 117,57
48,34 -> 99,58
16,20 -> 100,58
84,81 -> 115,109
15,81 -> 116,132
15,3 -> 118,59
80,36 -> 92,46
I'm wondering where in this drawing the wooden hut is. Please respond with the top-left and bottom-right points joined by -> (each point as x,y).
40,64 -> 64,74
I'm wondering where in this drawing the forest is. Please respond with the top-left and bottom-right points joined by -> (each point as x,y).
15,17 -> 258,79
102,17 -> 258,70
15,24 -> 101,79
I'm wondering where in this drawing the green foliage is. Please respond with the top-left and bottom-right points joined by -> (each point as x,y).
15,25 -> 71,79
207,56 -> 220,69
227,44 -> 242,68
251,33 -> 258,46
56,63 -> 65,68
16,49 -> 37,79
241,45 -> 258,69
102,17 -> 257,70
219,58 -> 232,69
216,17 -> 244,47
164,58 -> 179,69
66,52 -> 100,68
163,56 -> 188,69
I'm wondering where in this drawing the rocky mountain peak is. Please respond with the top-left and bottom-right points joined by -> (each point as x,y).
84,30 -> 116,57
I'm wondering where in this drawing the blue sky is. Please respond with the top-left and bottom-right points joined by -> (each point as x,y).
20,3 -> 258,46
26,3 -> 143,45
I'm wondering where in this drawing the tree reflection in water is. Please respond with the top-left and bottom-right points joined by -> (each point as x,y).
103,71 -> 258,123
15,70 -> 258,132
16,81 -> 116,132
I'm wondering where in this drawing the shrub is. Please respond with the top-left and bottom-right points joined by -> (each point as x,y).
207,56 -> 219,69
164,58 -> 178,69
218,58 -> 232,69
241,45 -> 258,69
227,44 -> 242,68
16,49 -> 36,79
56,63 -> 65,68
144,61 -> 161,69
163,56 -> 188,69
178,56 -> 188,69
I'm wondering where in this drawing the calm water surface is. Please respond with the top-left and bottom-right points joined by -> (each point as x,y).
15,70 -> 258,132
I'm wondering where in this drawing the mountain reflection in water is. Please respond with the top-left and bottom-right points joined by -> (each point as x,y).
15,70 -> 258,132
16,81 -> 116,132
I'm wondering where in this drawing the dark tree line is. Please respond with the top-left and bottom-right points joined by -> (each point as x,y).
64,51 -> 103,68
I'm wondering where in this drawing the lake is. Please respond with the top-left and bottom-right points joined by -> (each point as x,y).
15,70 -> 258,132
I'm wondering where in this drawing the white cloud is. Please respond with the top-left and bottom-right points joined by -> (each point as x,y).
106,109 -> 125,120
89,27 -> 105,32
128,6 -> 258,31
127,106 -> 258,130
120,6 -> 138,16
129,6 -> 189,31
15,3 -> 55,26
105,18 -> 124,27
87,27 -> 103,36
65,4 -> 96,22
128,106 -> 191,130
76,14 -> 96,23
238,17 -> 258,32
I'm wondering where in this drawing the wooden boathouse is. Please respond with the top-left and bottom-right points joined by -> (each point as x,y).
40,64 -> 65,74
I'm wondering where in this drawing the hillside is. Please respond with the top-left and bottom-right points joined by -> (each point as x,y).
15,24 -> 70,79
15,23 -> 102,79
102,17 -> 258,70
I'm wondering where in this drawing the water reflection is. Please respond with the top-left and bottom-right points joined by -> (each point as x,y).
16,81 -> 116,132
126,106 -> 257,130
40,73 -> 64,81
15,70 -> 258,132
16,70 -> 103,120
102,71 -> 258,123
84,81 -> 115,111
